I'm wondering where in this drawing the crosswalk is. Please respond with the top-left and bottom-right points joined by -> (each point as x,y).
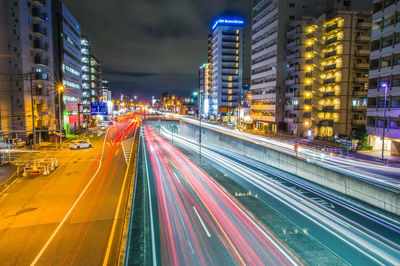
121,137 -> 135,164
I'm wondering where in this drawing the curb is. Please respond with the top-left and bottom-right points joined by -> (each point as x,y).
117,126 -> 140,265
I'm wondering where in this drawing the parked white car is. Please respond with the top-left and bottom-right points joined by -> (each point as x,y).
69,140 -> 92,150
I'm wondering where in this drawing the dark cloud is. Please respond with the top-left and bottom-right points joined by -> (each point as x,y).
139,17 -> 195,39
104,70 -> 158,78
63,0 -> 371,101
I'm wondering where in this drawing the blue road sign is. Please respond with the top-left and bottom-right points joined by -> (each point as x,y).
91,102 -> 108,116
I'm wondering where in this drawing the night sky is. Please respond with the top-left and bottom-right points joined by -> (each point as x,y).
65,0 -> 372,101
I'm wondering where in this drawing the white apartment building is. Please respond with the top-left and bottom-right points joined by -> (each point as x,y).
0,0 -> 56,139
367,0 -> 400,155
209,18 -> 244,122
250,0 -> 328,132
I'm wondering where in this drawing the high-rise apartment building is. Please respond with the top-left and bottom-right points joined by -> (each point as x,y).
81,36 -> 90,115
209,18 -> 244,121
250,0 -> 327,132
0,0 -> 56,138
284,5 -> 371,138
81,35 -> 102,119
52,0 -> 82,134
198,63 -> 212,115
367,0 -> 400,155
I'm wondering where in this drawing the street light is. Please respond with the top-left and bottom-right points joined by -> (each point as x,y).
194,90 -> 202,160
58,85 -> 64,149
381,82 -> 389,161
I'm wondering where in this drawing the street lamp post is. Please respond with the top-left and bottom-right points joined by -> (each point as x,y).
29,72 -> 36,150
193,91 -> 201,161
58,85 -> 64,149
381,82 -> 389,161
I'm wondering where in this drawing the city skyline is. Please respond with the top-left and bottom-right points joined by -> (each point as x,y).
65,0 -> 372,100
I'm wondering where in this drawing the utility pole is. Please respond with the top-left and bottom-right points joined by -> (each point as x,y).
78,103 -> 81,138
29,72 -> 36,150
58,86 -> 64,150
199,91 -> 202,161
381,83 -> 389,161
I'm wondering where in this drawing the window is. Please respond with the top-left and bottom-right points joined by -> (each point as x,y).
289,3 -> 295,7
381,56 -> 392,68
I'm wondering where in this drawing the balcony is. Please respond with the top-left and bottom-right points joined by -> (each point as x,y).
285,105 -> 299,111
33,24 -> 47,36
323,92 -> 336,97
357,35 -> 371,42
33,88 -> 49,96
326,23 -> 338,32
33,40 -> 48,51
319,120 -> 334,127
322,106 -> 335,112
352,105 -> 367,111
324,64 -> 336,71
354,77 -> 368,83
357,22 -> 372,29
352,119 -> 366,126
356,49 -> 369,56
285,91 -> 300,98
34,73 -> 48,80
251,104 -> 275,111
250,115 -> 276,122
32,0 -> 46,6
324,78 -> 336,84
326,37 -> 338,45
32,8 -> 48,22
284,117 -> 299,124
353,90 -> 367,97
355,63 -> 369,69
325,50 -> 337,58
34,56 -> 48,66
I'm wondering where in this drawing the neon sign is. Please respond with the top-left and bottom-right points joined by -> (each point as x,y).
212,19 -> 244,30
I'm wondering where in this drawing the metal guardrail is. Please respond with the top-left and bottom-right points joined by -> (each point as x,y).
23,158 -> 58,177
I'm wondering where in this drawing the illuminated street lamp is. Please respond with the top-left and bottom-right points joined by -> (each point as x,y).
194,90 -> 202,160
58,85 -> 65,149
381,82 -> 389,161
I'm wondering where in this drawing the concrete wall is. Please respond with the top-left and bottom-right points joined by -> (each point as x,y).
176,120 -> 400,216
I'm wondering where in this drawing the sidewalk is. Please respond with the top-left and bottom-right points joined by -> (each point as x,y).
357,150 -> 400,164
0,164 -> 17,185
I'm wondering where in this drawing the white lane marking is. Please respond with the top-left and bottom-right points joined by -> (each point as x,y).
103,124 -> 137,265
193,206 -> 211,238
143,130 -> 157,266
173,172 -> 181,184
31,128 -> 110,266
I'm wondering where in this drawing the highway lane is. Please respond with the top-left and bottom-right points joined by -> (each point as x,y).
0,113 -> 139,265
160,126 -> 400,265
170,114 -> 400,190
143,125 -> 300,265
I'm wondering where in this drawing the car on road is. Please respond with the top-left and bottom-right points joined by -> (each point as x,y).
69,140 -> 92,150
0,139 -> 26,149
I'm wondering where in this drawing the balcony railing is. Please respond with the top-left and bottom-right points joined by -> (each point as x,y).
34,73 -> 49,80
357,35 -> 371,42
33,40 -> 48,51
326,23 -> 338,32
32,7 -> 47,21
33,24 -> 47,36
34,56 -> 48,66
325,51 -> 337,58
352,119 -> 366,125
32,0 -> 46,6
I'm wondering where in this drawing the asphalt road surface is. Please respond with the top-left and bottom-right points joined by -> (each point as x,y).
0,114 -> 139,265
142,125 -> 301,265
